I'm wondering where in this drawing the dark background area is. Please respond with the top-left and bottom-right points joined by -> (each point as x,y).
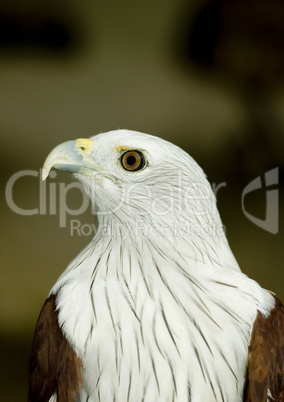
0,0 -> 283,400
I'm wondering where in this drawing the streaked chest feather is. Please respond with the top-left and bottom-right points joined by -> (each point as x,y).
54,243 -> 273,402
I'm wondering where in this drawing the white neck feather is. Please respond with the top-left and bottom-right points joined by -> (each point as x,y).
51,228 -> 274,402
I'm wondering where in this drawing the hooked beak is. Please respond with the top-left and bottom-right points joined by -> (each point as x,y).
42,138 -> 120,184
42,138 -> 97,181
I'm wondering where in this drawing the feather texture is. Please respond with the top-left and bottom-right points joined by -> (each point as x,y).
245,296 -> 284,401
29,130 -> 283,402
28,295 -> 82,402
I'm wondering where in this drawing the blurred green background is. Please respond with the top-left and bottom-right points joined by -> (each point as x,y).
0,0 -> 283,400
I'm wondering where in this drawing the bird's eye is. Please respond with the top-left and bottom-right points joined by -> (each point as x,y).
121,150 -> 145,171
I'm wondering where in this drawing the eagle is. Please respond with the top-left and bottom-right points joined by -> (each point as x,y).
28,129 -> 284,402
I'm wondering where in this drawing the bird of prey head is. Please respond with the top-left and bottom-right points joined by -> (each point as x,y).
43,129 -> 232,266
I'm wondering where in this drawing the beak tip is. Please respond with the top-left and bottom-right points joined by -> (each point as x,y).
42,167 -> 49,181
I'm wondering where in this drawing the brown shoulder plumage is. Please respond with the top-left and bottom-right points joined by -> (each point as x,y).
244,295 -> 284,402
28,294 -> 82,402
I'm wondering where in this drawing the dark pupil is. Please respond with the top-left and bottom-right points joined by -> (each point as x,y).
127,155 -> 136,166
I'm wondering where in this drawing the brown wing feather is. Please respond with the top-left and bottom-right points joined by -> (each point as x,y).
28,294 -> 83,402
244,295 -> 284,402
